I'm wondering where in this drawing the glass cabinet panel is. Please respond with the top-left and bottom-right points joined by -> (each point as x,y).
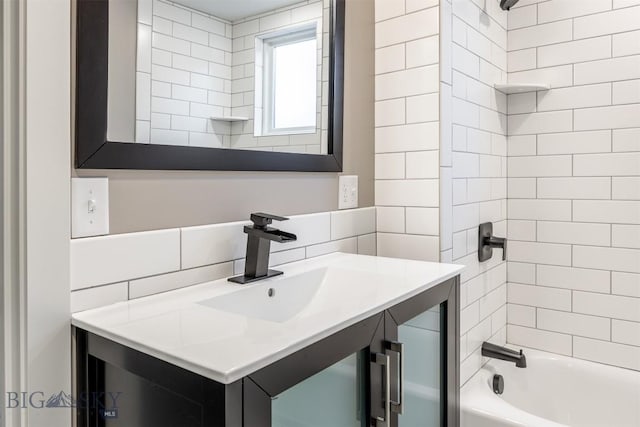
272,351 -> 366,427
397,305 -> 442,426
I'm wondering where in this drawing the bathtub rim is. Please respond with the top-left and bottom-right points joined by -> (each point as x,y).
461,346 -> 640,427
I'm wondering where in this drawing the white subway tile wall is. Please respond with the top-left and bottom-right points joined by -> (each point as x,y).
137,0 -> 233,147
374,0 -> 443,264
136,0 -> 327,152
505,0 -> 640,371
70,207 -> 376,312
444,0 -> 509,385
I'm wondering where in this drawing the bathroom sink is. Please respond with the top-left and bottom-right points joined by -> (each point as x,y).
198,268 -> 327,323
72,253 -> 464,384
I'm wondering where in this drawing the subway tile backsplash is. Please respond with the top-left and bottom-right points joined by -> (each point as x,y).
71,229 -> 181,291
70,207 -> 376,312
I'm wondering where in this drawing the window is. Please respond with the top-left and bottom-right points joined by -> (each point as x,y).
255,24 -> 319,136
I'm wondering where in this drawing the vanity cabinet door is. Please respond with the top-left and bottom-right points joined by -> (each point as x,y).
376,277 -> 460,427
270,350 -> 365,426
244,312 -> 385,427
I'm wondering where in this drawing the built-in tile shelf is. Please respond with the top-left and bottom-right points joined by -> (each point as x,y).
494,83 -> 550,94
210,116 -> 249,122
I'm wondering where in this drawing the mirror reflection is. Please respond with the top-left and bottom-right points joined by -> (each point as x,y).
108,0 -> 330,154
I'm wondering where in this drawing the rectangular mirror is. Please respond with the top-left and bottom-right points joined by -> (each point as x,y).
76,0 -> 344,171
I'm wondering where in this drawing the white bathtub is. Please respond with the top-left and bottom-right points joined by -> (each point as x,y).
461,347 -> 640,427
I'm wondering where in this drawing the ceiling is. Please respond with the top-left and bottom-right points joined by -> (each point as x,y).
172,0 -> 307,22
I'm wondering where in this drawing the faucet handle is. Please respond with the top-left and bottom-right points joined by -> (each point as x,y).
250,212 -> 289,228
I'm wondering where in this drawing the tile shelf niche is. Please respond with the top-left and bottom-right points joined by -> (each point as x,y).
210,116 -> 250,122
494,83 -> 550,94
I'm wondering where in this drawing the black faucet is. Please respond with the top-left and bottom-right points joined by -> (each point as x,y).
482,342 -> 527,368
228,213 -> 297,284
478,222 -> 507,262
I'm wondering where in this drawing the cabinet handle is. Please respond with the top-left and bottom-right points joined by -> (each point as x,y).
371,352 -> 390,427
385,341 -> 404,415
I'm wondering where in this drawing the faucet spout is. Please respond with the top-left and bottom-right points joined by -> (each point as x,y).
482,342 -> 527,368
244,226 -> 297,243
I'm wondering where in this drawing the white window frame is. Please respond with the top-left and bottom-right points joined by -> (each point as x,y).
254,22 -> 319,137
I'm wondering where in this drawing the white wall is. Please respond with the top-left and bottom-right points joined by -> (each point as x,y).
1,1 -> 24,425
374,0 -> 442,262
505,0 -> 640,371
445,0 -> 509,385
26,0 -> 71,425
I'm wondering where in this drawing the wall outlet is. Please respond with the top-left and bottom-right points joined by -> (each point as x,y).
72,178 -> 109,238
338,175 -> 358,210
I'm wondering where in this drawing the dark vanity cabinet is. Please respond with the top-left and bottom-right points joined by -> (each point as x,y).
74,276 -> 459,427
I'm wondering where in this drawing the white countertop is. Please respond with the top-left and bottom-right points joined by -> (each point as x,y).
72,253 -> 464,384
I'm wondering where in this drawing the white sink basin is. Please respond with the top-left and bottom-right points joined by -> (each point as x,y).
198,268 -> 327,323
71,253 -> 464,384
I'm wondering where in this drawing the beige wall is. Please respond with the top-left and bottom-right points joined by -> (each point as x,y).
76,0 -> 374,235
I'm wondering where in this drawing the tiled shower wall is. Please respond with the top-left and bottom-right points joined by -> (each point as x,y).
230,0 -> 328,153
506,0 -> 640,371
374,0 -> 442,262
445,0 -> 509,384
374,0 -> 510,385
70,207 -> 376,313
136,0 -> 234,147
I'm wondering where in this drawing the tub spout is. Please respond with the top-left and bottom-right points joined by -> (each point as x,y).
482,342 -> 527,368
515,350 -> 527,368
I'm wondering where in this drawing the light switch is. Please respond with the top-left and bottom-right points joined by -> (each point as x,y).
338,175 -> 358,210
72,178 -> 109,238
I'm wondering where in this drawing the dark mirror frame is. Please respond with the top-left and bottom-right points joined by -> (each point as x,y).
75,0 -> 345,172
